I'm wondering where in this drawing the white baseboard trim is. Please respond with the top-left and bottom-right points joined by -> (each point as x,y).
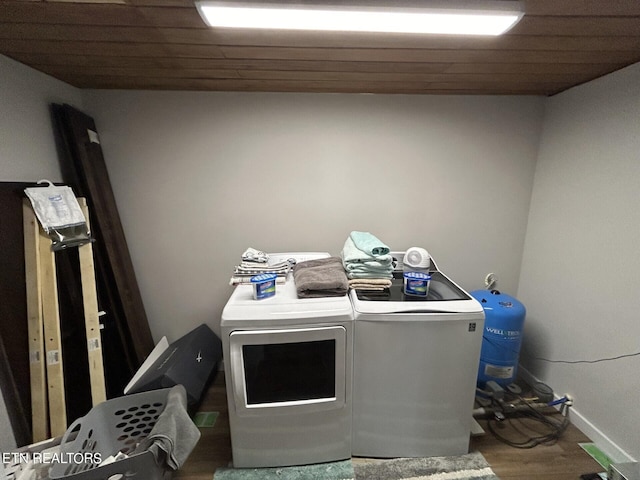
518,365 -> 636,464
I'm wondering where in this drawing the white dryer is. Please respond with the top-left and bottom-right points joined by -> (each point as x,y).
350,253 -> 484,458
221,253 -> 354,468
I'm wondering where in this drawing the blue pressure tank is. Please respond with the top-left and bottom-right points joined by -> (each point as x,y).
470,290 -> 526,389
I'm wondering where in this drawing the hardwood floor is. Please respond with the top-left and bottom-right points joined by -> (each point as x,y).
175,373 -> 603,479
471,417 -> 602,480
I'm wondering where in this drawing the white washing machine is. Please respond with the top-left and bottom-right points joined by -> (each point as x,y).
221,253 -> 354,468
350,253 -> 484,458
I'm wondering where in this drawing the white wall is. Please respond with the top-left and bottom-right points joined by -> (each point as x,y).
82,90 -> 544,342
0,55 -> 82,451
518,62 -> 640,462
0,55 -> 83,182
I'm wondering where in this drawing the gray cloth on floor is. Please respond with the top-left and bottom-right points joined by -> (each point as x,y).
134,384 -> 201,470
215,459 -> 354,480
293,257 -> 349,298
353,452 -> 498,480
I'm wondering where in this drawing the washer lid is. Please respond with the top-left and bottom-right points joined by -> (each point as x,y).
350,271 -> 483,315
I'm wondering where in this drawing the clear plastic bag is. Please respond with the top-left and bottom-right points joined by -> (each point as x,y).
25,180 -> 93,251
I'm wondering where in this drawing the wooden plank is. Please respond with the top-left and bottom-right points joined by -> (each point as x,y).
2,53 -> 454,73
0,0 -> 639,31
38,224 -> 67,437
42,75 -> 567,95
47,0 -> 127,3
512,16 -> 640,36
35,65 -> 242,80
77,198 -> 107,406
0,39 -> 226,58
8,52 -> 628,77
22,200 -> 49,443
0,2 -> 148,26
3,2 -> 640,30
0,39 -> 224,58
444,62 -> 627,75
235,70 -> 597,84
525,0 -> 640,16
36,65 -> 596,84
2,24 -> 640,52
218,46 -> 640,64
3,39 -> 638,64
126,0 -> 640,16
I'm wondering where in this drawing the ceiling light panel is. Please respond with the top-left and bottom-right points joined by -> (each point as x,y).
195,1 -> 525,36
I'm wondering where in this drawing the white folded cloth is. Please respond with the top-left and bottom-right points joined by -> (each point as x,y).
241,247 -> 269,263
348,278 -> 392,290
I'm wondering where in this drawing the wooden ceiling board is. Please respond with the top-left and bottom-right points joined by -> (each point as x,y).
1,0 -> 640,95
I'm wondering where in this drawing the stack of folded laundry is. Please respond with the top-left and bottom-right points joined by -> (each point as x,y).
229,247 -> 293,286
341,231 -> 394,291
293,257 -> 349,298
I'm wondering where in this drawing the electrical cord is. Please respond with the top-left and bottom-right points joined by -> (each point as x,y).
529,351 -> 640,364
485,395 -> 570,449
482,334 -> 640,365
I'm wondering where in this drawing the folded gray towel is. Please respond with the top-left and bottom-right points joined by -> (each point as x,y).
293,257 -> 348,298
135,385 -> 201,470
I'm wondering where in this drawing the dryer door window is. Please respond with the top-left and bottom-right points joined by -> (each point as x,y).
243,339 -> 336,404
229,326 -> 346,416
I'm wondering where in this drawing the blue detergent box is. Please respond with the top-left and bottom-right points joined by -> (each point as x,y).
251,273 -> 277,300
403,271 -> 431,297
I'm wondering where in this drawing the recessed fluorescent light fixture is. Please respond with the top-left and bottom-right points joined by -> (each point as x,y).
195,1 -> 524,36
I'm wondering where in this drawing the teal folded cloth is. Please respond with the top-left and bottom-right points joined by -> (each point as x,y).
341,236 -> 393,280
341,237 -> 392,264
347,271 -> 393,280
345,265 -> 393,280
349,231 -> 390,256
344,260 -> 392,272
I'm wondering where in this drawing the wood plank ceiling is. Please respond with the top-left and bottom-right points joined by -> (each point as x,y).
1,0 -> 640,95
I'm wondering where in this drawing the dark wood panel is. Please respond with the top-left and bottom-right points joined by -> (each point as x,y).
51,104 -> 154,371
46,75 -> 568,95
445,62 -> 627,75
0,2 -> 151,26
219,46 -> 640,64
236,70 -> 593,84
0,39 -> 225,58
0,182 -> 33,447
127,0 -> 640,16
511,15 -> 640,36
9,52 -> 627,76
126,0 -> 640,16
31,65 -> 596,85
524,0 -> 640,16
2,1 -> 639,95
2,2 -> 640,34
2,23 -> 640,51
5,39 -> 637,64
36,64 -> 242,79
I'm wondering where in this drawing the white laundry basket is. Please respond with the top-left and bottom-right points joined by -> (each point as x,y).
48,388 -> 176,480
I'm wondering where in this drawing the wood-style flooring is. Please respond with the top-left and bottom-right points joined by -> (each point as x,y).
175,373 -> 603,480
